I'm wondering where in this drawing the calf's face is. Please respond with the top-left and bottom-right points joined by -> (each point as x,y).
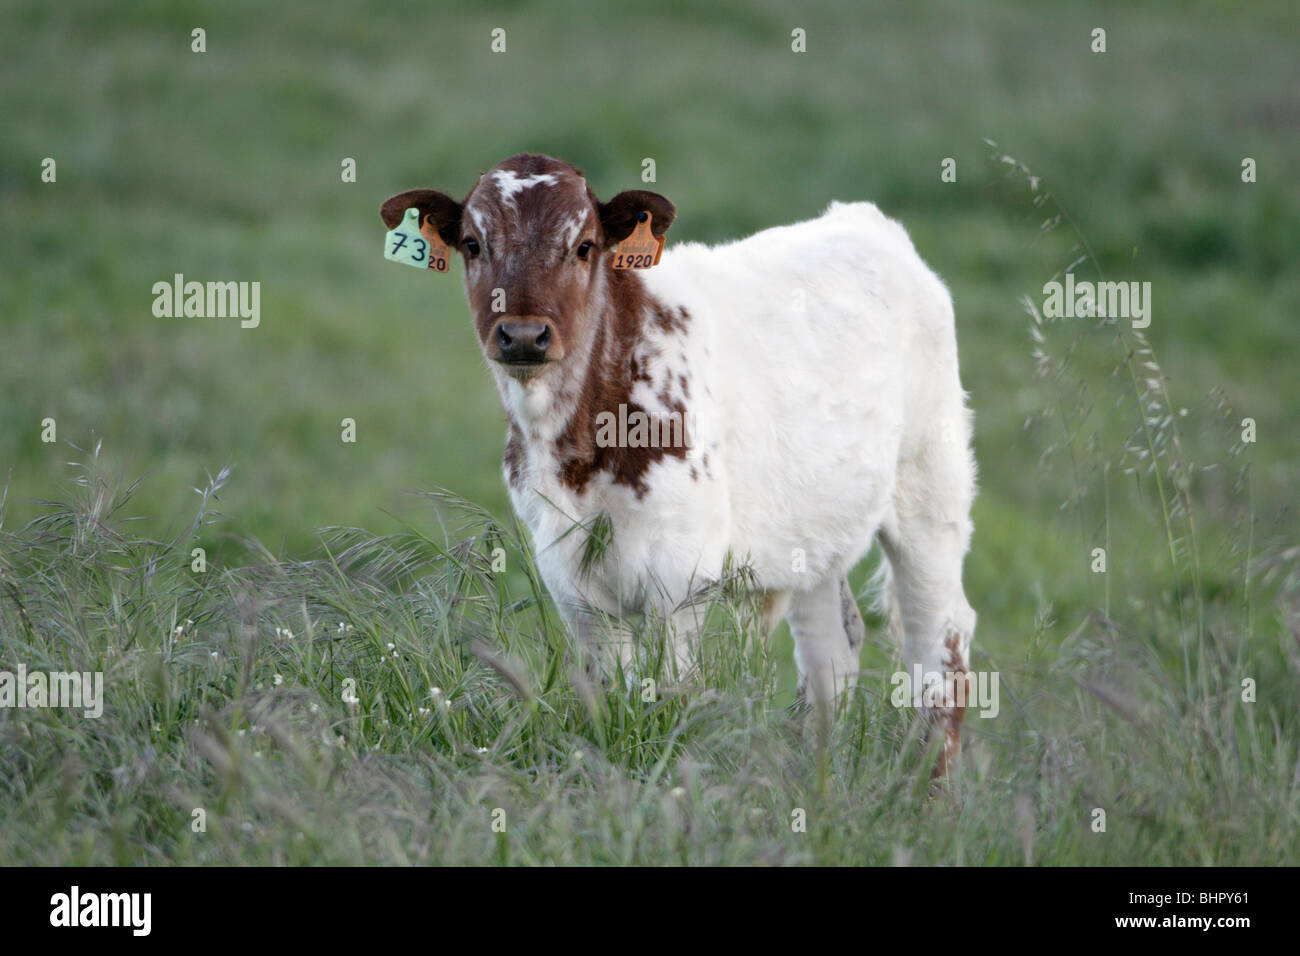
380,154 -> 674,383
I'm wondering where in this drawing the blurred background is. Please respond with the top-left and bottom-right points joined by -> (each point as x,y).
2,0 -> 1297,644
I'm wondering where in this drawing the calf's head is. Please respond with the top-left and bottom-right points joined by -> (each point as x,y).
380,154 -> 674,382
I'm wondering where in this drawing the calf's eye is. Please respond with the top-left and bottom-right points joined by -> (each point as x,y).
576,240 -> 593,260
464,237 -> 481,258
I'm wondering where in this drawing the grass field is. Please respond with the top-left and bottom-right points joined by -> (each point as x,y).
1,0 -> 1298,864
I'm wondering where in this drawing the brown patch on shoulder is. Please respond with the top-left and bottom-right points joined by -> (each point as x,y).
553,272 -> 692,498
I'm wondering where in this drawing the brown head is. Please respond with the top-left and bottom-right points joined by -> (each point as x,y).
380,154 -> 675,382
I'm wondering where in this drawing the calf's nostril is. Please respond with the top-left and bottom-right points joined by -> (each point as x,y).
497,325 -> 514,350
536,326 -> 551,350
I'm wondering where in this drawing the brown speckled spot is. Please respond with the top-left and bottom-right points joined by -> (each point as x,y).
551,279 -> 694,498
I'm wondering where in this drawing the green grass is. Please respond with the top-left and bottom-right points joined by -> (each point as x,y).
0,431 -> 1295,865
1,0 -> 1298,864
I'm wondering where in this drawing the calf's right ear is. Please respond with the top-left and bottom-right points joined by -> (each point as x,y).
380,189 -> 462,246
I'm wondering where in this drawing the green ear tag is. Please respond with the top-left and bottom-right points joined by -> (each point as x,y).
384,207 -> 444,270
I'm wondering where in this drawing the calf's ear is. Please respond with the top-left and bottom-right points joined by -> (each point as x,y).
380,189 -> 462,246
598,190 -> 676,246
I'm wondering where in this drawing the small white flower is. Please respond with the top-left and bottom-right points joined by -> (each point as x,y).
418,707 -> 431,716
210,651 -> 219,660
309,704 -> 319,714
476,746 -> 489,754
387,642 -> 395,651
273,674 -> 283,686
670,787 -> 686,799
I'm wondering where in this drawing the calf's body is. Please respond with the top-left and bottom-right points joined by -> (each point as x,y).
382,154 -> 976,771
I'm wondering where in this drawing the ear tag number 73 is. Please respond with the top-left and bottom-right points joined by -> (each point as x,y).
383,206 -> 450,272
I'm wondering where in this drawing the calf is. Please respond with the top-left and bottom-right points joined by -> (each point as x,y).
381,154 -> 977,771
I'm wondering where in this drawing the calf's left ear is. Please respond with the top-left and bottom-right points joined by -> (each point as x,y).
380,189 -> 463,246
598,190 -> 676,246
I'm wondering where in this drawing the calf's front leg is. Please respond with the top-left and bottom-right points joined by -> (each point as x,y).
786,574 -> 865,724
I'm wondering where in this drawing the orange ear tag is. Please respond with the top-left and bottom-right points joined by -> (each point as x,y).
419,215 -> 451,273
611,211 -> 665,270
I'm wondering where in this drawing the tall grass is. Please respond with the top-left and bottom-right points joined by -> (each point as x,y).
992,141 -> 1298,854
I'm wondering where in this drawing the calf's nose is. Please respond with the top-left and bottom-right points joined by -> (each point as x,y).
496,321 -> 552,362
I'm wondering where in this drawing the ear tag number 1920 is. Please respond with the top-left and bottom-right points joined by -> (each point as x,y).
612,211 -> 664,270
384,206 -> 450,272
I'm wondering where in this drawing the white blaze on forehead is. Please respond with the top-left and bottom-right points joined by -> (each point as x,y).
492,169 -> 558,207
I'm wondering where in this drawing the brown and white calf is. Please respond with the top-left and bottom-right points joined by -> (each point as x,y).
382,154 -> 977,770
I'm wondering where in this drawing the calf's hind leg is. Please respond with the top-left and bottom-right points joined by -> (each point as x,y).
878,510 -> 976,778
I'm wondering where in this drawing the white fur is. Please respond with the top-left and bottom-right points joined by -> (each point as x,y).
497,201 -> 976,712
